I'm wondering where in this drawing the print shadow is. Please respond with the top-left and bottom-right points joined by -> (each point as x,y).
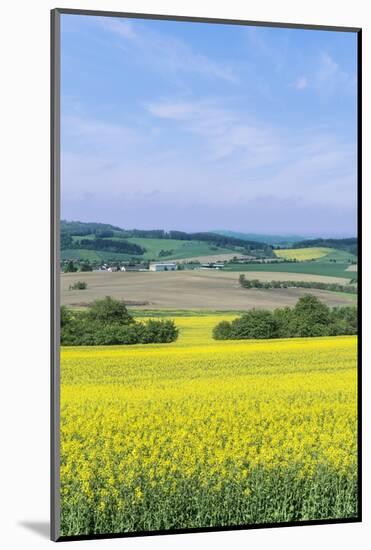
18,521 -> 49,539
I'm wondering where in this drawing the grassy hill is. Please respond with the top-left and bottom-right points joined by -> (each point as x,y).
61,221 -> 268,263
126,237 -> 236,260
60,222 -> 357,282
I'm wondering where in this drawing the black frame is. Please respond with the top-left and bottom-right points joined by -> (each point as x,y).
51,7 -> 362,542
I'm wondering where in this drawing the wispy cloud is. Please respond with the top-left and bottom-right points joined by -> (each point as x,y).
291,52 -> 355,98
145,96 -> 356,207
293,76 -> 308,90
60,17 -> 357,234
145,98 -> 282,164
245,26 -> 289,73
96,17 -> 238,83
61,114 -> 141,155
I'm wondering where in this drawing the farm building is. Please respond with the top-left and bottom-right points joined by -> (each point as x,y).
149,262 -> 177,272
121,265 -> 146,272
200,263 -> 224,270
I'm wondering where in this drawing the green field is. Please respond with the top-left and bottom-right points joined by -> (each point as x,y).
63,237 -> 236,262
224,262 -> 357,280
321,249 -> 358,262
126,237 -> 235,260
61,249 -> 102,261
61,248 -> 133,262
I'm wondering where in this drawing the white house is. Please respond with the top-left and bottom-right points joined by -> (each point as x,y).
149,262 -> 177,272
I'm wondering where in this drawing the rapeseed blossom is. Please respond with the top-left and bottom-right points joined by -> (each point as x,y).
60,315 -> 357,535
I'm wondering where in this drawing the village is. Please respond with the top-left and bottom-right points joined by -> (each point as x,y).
94,256 -> 287,273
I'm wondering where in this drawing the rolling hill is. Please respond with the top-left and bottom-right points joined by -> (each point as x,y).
61,221 -> 272,263
60,222 -> 357,282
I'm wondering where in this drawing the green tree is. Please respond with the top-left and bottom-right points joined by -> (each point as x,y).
212,320 -> 232,340
87,296 -> 134,325
272,307 -> 296,338
293,294 -> 330,336
69,281 -> 87,290
230,309 -> 276,339
60,306 -> 71,328
239,274 -> 246,286
64,260 -> 78,273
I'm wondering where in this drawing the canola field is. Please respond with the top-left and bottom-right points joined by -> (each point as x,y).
274,247 -> 332,261
60,315 -> 358,536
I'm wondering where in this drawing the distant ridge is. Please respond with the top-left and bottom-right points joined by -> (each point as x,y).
61,221 -> 270,248
214,230 -> 308,246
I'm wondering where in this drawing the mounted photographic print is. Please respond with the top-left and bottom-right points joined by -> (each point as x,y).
51,8 -> 361,541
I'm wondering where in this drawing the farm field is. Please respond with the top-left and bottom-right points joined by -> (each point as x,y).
274,247 -> 332,261
126,237 -> 236,260
62,236 -> 237,262
60,315 -> 358,536
224,261 -> 357,280
61,270 -> 355,310
274,247 -> 357,263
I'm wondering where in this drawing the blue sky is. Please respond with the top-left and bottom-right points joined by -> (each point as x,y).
61,14 -> 358,236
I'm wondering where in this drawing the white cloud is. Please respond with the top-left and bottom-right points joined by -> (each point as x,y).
314,52 -> 356,97
146,101 -> 199,121
145,98 -> 283,163
290,54 -> 355,97
294,76 -> 308,90
144,96 -> 356,208
318,52 -> 340,81
99,18 -> 138,40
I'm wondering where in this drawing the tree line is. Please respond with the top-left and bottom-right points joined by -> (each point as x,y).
60,221 -> 273,255
239,274 -> 357,294
61,234 -> 145,255
78,238 -> 145,255
61,297 -> 178,346
61,220 -> 122,235
213,295 -> 357,340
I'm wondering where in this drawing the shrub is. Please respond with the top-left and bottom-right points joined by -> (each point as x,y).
60,298 -> 179,346
60,305 -> 71,328
230,310 -> 277,339
63,260 -> 78,273
87,296 -> 134,325
294,294 -> 330,326
212,295 -> 357,341
238,276 -> 357,294
212,320 -> 232,340
69,281 -> 87,290
140,319 -> 179,344
272,307 -> 296,338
